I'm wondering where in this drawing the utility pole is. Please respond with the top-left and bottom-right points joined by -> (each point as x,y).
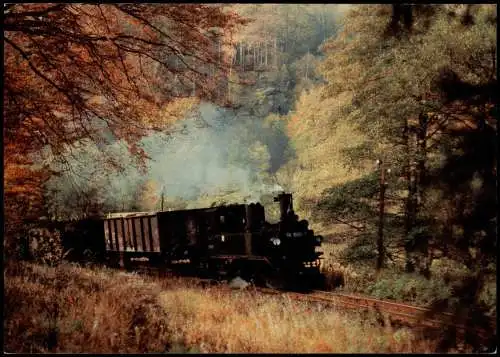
376,159 -> 390,271
161,188 -> 164,211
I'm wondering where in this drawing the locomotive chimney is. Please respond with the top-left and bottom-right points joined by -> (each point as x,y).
274,192 -> 293,221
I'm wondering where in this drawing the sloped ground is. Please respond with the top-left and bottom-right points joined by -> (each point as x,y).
320,240 -> 497,319
3,260 -> 443,353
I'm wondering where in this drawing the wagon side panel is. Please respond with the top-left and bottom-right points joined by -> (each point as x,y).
150,215 -> 161,252
104,220 -> 112,251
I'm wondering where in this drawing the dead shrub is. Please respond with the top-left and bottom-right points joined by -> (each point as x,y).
27,227 -> 63,266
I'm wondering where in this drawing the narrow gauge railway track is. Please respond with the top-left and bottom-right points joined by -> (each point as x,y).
119,266 -> 495,347
254,287 -> 496,346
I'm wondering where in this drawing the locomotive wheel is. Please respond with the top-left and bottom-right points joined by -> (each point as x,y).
263,270 -> 287,290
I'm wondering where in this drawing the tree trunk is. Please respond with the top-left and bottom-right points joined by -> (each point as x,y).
416,112 -> 429,277
416,113 -> 428,210
262,41 -> 265,66
265,40 -> 268,67
253,43 -> 256,70
404,118 -> 417,272
218,40 -> 221,66
273,37 -> 277,69
248,42 -> 252,69
240,42 -> 244,70
227,66 -> 232,103
322,5 -> 327,42
404,113 -> 429,274
305,50 -> 309,81
258,42 -> 261,66
376,161 -> 387,271
285,7 -> 289,54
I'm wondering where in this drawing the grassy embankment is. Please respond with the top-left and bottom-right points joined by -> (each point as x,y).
319,239 -> 496,316
4,260 -> 442,353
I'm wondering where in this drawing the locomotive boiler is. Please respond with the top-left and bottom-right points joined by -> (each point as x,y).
103,192 -> 324,289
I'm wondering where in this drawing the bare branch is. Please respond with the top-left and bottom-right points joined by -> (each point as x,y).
5,36 -> 66,95
4,4 -> 66,19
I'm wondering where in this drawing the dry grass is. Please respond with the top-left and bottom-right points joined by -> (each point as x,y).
4,260 -> 440,353
158,288 -> 437,353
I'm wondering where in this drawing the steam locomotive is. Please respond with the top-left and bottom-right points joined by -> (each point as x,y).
27,193 -> 325,289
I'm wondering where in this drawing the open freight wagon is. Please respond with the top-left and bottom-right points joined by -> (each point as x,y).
104,204 -> 273,272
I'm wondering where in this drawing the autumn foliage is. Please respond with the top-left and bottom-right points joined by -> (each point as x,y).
3,4 -> 245,252
4,142 -> 52,256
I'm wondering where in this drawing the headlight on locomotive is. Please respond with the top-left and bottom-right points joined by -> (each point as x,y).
270,237 -> 281,246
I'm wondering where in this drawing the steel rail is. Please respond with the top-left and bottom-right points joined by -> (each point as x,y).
117,266 -> 495,346
254,287 -> 496,344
